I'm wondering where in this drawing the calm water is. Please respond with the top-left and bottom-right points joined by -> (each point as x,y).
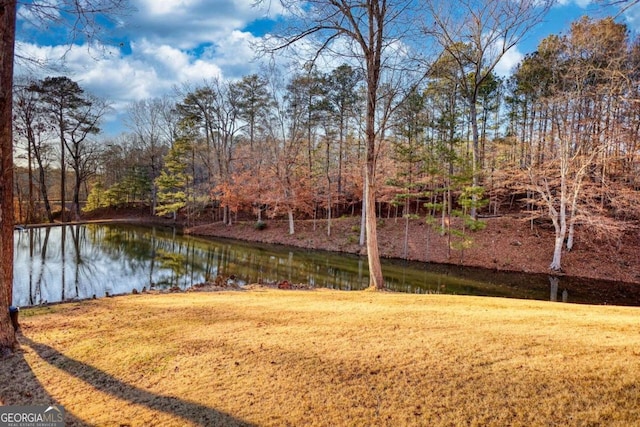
12,224 -> 640,307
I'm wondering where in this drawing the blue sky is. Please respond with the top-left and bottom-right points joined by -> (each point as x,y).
14,0 -> 640,136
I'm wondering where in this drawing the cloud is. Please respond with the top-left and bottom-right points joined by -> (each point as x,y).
199,30 -> 264,79
494,45 -> 524,77
622,2 -> 640,31
14,0 -> 284,135
555,0 -> 592,7
122,0 -> 277,49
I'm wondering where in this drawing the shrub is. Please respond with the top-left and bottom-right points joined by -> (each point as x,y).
254,220 -> 267,230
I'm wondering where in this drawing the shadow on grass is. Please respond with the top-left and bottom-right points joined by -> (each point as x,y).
20,335 -> 257,427
0,340 -> 88,426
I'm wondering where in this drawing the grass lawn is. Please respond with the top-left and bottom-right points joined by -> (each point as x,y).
2,289 -> 640,426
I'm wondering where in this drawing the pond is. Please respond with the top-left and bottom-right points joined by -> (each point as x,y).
12,223 -> 640,307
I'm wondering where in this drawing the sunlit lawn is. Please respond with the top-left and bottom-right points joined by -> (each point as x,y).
2,289 -> 640,426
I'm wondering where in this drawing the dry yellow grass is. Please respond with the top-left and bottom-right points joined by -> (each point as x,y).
2,289 -> 640,426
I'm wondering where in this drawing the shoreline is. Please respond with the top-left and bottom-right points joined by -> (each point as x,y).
23,212 -> 640,286
185,216 -> 640,286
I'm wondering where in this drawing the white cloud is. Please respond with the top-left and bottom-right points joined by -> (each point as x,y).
15,0 -> 283,135
15,39 -> 226,114
78,57 -> 159,101
494,46 -> 524,77
555,0 -> 593,7
199,30 -> 261,78
138,0 -> 200,17
122,0 -> 276,49
622,3 -> 640,31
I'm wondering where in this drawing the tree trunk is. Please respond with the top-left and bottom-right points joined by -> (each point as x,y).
549,218 -> 566,271
26,133 -> 34,222
326,179 -> 331,237
38,162 -> 54,223
337,118 -> 344,195
73,170 -> 81,220
287,208 -> 295,235
365,167 -> 384,290
440,194 -> 446,236
0,0 -> 17,354
359,179 -> 366,246
60,138 -> 66,222
469,95 -> 480,220
549,188 -> 567,271
403,214 -> 409,259
151,182 -> 157,215
549,219 -> 564,271
566,213 -> 576,251
566,156 -> 593,251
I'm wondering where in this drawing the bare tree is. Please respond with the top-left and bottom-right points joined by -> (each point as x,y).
261,0 -> 425,289
529,137 -> 602,271
125,97 -> 175,214
262,64 -> 311,235
13,78 -> 42,222
1,0 -> 128,355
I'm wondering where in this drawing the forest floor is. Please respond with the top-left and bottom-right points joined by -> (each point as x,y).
80,206 -> 640,284
186,215 -> 640,285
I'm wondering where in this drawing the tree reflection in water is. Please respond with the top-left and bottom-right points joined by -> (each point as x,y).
12,224 -> 640,307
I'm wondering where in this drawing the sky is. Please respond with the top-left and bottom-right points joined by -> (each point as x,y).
14,0 -> 640,136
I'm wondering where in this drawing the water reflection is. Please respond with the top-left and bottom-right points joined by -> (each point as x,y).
549,276 -> 569,303
12,224 -> 640,307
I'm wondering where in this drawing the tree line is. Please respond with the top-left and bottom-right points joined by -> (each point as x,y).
12,17 -> 640,275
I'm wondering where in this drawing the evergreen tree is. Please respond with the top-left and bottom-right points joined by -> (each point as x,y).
155,137 -> 192,221
83,181 -> 107,212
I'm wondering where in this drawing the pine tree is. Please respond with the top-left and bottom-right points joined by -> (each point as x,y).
155,137 -> 192,221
